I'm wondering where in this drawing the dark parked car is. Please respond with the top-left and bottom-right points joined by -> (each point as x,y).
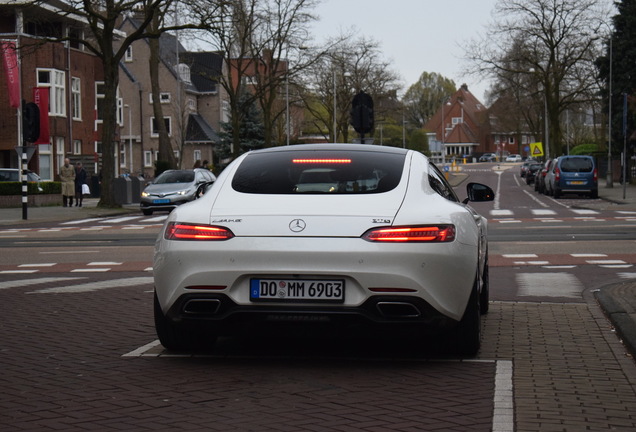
534,159 -> 554,194
525,163 -> 543,185
140,169 -> 216,215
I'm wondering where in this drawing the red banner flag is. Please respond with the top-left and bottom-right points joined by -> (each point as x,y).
1,40 -> 20,108
33,87 -> 50,144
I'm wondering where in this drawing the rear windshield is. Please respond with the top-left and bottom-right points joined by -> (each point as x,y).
232,150 -> 406,194
560,157 -> 594,173
155,171 -> 195,184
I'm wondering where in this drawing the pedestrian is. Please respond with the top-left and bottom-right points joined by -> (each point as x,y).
74,162 -> 87,207
202,160 -> 210,170
60,158 -> 75,207
193,160 -> 201,169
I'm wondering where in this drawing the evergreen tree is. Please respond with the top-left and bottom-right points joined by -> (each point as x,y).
218,93 -> 266,163
597,0 -> 636,154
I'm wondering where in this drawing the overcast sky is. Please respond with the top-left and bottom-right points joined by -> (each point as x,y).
308,0 -> 500,103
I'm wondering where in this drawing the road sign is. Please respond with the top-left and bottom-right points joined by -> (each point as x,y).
529,142 -> 544,158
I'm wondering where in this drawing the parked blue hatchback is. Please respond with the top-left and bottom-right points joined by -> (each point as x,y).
550,155 -> 598,198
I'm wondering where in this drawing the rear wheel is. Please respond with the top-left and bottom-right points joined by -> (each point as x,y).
153,291 -> 217,351
480,259 -> 490,315
449,275 -> 481,356
590,190 -> 598,199
142,209 -> 153,215
553,187 -> 561,198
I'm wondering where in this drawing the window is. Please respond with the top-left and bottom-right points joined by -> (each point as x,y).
73,139 -> 82,155
96,82 -> 122,124
151,117 -> 172,136
149,92 -> 171,104
38,144 -> 52,180
125,46 -> 133,62
120,142 -> 126,168
144,151 -> 154,168
194,149 -> 201,163
231,150 -> 405,195
95,82 -> 105,122
428,163 -> 459,202
37,69 -> 66,116
71,77 -> 81,120
55,137 -> 65,172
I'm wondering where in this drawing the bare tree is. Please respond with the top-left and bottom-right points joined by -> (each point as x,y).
465,0 -> 610,157
20,0 -> 218,206
300,36 -> 401,143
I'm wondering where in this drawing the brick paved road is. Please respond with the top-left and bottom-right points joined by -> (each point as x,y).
1,273 -> 636,431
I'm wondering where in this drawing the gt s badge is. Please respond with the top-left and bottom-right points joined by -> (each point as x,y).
372,218 -> 391,224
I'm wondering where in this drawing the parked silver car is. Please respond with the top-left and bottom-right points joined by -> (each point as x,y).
140,169 -> 216,215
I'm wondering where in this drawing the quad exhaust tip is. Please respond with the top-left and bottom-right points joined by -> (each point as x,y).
376,301 -> 421,318
183,299 -> 221,315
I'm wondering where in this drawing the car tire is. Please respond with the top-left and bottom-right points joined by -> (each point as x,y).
449,275 -> 481,356
590,190 -> 598,199
480,259 -> 489,315
153,291 -> 217,351
553,187 -> 561,199
142,209 -> 153,215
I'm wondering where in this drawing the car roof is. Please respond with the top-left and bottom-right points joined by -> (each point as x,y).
248,143 -> 409,156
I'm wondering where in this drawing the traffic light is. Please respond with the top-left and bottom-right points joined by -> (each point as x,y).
350,91 -> 374,134
22,102 -> 40,143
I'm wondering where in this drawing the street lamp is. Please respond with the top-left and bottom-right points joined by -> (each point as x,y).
125,104 -> 132,175
332,68 -> 351,143
607,36 -> 614,188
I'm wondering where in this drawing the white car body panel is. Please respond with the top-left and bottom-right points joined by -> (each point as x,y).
153,145 -> 492,350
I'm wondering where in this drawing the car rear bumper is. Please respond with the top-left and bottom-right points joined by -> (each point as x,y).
153,236 -> 479,322
163,292 -> 458,331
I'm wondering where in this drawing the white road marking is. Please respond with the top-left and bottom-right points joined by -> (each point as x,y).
145,215 -> 168,222
492,360 -> 514,432
71,268 -> 111,273
618,273 -> 636,279
88,262 -> 122,266
28,276 -> 154,294
571,254 -> 607,258
516,273 -> 583,298
99,216 -> 142,224
61,218 -> 105,225
531,209 -> 556,216
503,254 -> 538,258
585,260 -> 627,265
0,270 -> 39,274
491,209 -> 513,216
0,277 -> 83,290
18,263 -> 56,267
571,209 -> 599,215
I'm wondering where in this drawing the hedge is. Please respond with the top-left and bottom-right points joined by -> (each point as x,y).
0,181 -> 61,195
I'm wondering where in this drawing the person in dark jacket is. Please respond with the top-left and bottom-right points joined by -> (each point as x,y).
74,162 -> 87,207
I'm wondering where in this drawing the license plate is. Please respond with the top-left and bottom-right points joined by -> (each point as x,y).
153,199 -> 170,204
568,181 -> 585,185
250,278 -> 345,302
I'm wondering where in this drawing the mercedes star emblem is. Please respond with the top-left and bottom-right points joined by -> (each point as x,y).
289,219 -> 306,232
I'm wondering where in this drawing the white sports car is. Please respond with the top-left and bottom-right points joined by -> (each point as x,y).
153,144 -> 494,355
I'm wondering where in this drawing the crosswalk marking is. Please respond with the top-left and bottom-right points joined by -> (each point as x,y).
0,277 -> 83,290
27,276 -> 154,294
531,209 -> 556,216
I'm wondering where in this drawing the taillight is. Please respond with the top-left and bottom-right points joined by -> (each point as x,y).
362,225 -> 455,242
555,167 -> 560,182
593,168 -> 598,182
165,222 -> 234,240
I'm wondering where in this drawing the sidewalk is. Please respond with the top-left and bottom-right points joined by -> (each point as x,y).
0,197 -> 138,226
0,182 -> 635,359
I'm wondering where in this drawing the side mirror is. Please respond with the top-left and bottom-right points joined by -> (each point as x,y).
463,182 -> 495,204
